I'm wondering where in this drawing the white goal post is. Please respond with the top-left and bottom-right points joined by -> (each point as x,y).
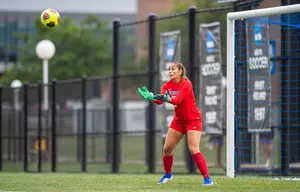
226,3 -> 300,178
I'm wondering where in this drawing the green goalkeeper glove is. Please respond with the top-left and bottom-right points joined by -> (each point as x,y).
153,91 -> 171,103
160,91 -> 171,103
138,86 -> 156,101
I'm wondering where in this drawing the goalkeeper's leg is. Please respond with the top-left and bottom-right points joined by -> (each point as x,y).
187,121 -> 213,185
158,125 -> 184,184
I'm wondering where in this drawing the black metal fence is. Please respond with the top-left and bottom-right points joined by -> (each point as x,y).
0,5 -> 235,174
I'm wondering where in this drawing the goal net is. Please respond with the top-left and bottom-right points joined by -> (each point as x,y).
226,4 -> 300,178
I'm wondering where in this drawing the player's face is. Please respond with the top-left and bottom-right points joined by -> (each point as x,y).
168,63 -> 182,80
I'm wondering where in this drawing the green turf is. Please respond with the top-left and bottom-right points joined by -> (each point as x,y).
0,173 -> 299,192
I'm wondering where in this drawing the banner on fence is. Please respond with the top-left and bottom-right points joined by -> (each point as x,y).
246,19 -> 271,133
159,30 -> 181,137
199,22 -> 224,135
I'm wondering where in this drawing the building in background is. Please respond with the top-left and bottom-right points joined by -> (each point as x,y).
135,0 -> 181,60
0,0 -> 137,74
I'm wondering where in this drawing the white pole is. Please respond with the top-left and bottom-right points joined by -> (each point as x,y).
13,88 -> 19,160
43,59 -> 49,111
227,4 -> 300,20
13,89 -> 18,111
13,88 -> 19,128
226,17 -> 235,178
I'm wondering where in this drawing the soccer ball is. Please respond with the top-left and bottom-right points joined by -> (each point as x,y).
41,9 -> 60,27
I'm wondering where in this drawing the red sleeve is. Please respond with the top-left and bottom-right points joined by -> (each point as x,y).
153,99 -> 164,105
153,83 -> 168,105
169,81 -> 192,105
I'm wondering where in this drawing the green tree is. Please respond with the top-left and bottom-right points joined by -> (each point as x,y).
0,15 -> 114,85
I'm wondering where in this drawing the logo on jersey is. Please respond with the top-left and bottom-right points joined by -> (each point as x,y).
168,90 -> 179,96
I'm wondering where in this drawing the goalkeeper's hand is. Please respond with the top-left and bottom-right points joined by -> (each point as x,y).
138,86 -> 160,101
154,91 -> 171,103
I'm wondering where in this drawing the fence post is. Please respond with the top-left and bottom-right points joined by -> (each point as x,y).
18,108 -> 22,161
23,83 -> 28,172
147,13 -> 157,173
106,107 -> 112,163
38,82 -> 43,172
51,79 -> 57,172
76,109 -> 81,162
0,86 -> 2,171
81,76 -> 87,172
8,110 -> 12,161
186,5 -> 197,173
112,18 -> 121,173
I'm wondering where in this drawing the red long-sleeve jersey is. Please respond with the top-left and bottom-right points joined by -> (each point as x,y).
154,77 -> 201,122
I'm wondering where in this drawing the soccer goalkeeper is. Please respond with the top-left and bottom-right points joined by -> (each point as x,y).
138,61 -> 213,185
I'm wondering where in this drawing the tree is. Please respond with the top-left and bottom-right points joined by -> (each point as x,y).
0,15 -> 115,85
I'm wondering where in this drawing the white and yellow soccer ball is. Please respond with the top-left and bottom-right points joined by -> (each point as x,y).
41,8 -> 60,28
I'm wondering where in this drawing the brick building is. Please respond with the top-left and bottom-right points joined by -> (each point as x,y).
135,0 -> 194,60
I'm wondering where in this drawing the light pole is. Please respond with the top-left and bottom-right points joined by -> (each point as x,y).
11,79 -> 22,111
35,40 -> 56,111
10,79 -> 22,161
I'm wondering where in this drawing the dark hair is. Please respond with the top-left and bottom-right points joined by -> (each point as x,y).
173,61 -> 186,78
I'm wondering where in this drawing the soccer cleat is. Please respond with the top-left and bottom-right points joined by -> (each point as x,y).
203,177 -> 214,185
157,173 -> 173,184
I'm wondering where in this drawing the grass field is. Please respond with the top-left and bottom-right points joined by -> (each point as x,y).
0,173 -> 300,192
